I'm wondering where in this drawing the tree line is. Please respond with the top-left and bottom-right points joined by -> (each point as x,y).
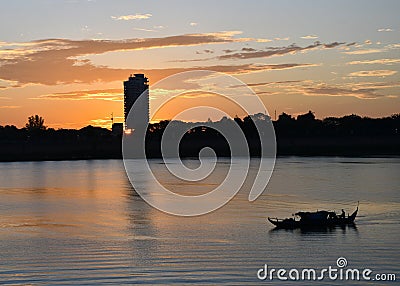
0,111 -> 399,160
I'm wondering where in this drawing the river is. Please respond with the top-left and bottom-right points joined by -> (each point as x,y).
0,157 -> 398,285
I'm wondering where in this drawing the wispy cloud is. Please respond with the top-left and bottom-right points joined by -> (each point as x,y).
347,58 -> 400,65
351,81 -> 400,90
217,42 -> 344,60
274,37 -> 289,41
299,85 -> 384,99
256,38 -> 272,43
386,43 -> 400,49
0,79 -> 19,90
229,80 -> 304,88
176,63 -> 319,75
286,81 -> 397,99
133,27 -> 156,32
301,35 -> 318,39
241,47 -> 257,52
175,91 -> 218,99
306,80 -> 400,98
37,89 -> 123,101
0,105 -> 20,109
134,26 -> 165,32
241,79 -> 399,99
196,49 -> 214,54
344,49 -> 385,55
111,13 -> 152,21
377,28 -> 393,32
323,42 -> 345,48
348,70 -> 397,77
344,42 -> 400,55
88,118 -> 114,128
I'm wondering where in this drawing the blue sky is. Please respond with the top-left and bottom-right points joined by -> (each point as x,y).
2,0 -> 399,42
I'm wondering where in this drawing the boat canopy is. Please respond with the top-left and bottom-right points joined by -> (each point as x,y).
295,210 -> 336,221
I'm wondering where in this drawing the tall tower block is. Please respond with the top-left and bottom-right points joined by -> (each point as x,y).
123,74 -> 149,130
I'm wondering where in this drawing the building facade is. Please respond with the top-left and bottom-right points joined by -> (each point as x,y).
123,74 -> 149,130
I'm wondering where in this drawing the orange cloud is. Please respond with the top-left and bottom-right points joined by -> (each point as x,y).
344,49 -> 384,55
0,32 -> 253,85
38,89 -> 123,101
0,105 -> 20,109
348,70 -> 397,77
229,80 -> 304,88
199,63 -> 319,73
301,35 -> 318,39
347,59 -> 400,65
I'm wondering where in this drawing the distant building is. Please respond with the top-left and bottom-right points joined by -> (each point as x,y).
123,74 -> 149,130
112,123 -> 123,136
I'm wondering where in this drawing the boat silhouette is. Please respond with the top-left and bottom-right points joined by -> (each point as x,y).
268,203 -> 359,229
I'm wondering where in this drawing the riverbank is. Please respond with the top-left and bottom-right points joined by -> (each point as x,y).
0,135 -> 398,162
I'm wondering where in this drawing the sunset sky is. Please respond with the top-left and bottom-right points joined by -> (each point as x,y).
1,0 -> 399,129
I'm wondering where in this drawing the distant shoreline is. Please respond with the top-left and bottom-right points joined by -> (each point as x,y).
1,155 -> 399,164
1,147 -> 399,163
2,135 -> 398,162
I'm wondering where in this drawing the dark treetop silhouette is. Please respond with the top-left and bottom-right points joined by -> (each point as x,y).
25,115 -> 46,131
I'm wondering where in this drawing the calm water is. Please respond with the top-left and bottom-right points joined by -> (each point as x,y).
0,157 -> 399,285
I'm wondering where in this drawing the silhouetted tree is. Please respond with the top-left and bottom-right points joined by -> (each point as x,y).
25,115 -> 46,131
234,115 -> 243,127
274,112 -> 297,136
297,110 -> 315,122
277,112 -> 295,124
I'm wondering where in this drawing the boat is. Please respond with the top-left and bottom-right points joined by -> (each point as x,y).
268,203 -> 358,229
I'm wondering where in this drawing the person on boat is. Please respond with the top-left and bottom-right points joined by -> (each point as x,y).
340,209 -> 345,218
